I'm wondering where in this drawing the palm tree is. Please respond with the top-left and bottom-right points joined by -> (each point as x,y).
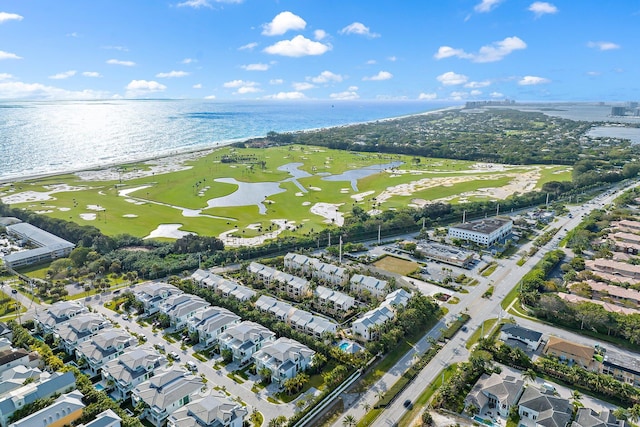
628,404 -> 640,423
524,368 -> 537,383
361,402 -> 371,412
342,415 -> 357,427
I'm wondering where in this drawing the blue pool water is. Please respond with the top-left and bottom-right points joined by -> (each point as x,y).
339,342 -> 350,351
94,384 -> 105,391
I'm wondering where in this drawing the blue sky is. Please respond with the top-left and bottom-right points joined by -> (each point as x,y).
0,0 -> 638,101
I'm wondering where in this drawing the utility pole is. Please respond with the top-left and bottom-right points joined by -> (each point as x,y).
378,224 -> 381,245
339,236 -> 343,264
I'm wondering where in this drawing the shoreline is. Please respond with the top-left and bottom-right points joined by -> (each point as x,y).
0,104 -> 461,185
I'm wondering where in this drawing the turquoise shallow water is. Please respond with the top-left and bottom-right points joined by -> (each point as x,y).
0,99 -> 451,182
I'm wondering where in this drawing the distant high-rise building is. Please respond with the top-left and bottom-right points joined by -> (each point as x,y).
611,106 -> 627,116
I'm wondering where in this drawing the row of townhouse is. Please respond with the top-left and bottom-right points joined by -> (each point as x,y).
255,296 -> 338,338
283,253 -> 349,287
569,280 -> 640,308
190,270 -> 256,301
284,252 -> 391,298
352,289 -> 412,341
586,258 -> 640,281
248,262 -> 311,301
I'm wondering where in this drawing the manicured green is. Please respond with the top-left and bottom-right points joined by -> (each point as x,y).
7,144 -> 569,239
465,318 -> 498,349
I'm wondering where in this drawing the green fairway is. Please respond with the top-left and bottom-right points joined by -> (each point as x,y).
1,144 -> 571,241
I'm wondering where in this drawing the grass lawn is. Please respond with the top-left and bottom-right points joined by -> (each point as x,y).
0,290 -> 22,317
480,262 -> 498,277
6,144 -> 569,240
372,255 -> 420,276
465,318 -> 498,349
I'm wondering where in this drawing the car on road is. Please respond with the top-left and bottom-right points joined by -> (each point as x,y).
461,326 -> 468,332
11,289 -> 18,294
122,315 -> 129,320
403,400 -> 413,409
186,361 -> 197,371
169,351 -> 180,360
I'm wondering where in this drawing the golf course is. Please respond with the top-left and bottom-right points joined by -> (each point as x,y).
0,144 -> 571,245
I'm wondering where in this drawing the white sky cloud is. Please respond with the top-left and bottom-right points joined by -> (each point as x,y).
470,89 -> 482,96
518,75 -> 550,85
241,63 -> 270,71
193,83 -> 203,89
0,73 -> 13,80
262,11 -> 306,36
450,91 -> 468,100
330,90 -> 359,100
236,86 -> 262,94
264,91 -> 306,100
465,80 -> 491,88
490,91 -> 504,98
363,71 -> 393,81
387,56 -> 397,62
474,0 -> 503,13
348,86 -> 358,91
366,59 -> 377,65
156,70 -> 190,78
270,79 -> 284,85
586,71 -> 601,76
204,94 -> 216,99
223,79 -> 257,88
182,58 -> 197,64
0,50 -> 22,60
263,35 -> 331,57
419,92 -> 437,100
102,45 -> 128,52
314,30 -> 327,41
587,41 -> 620,51
49,70 -> 77,80
293,82 -> 315,91
437,71 -> 468,86
309,71 -> 343,84
238,42 -> 258,51
0,12 -> 23,23
0,81 -> 110,100
126,80 -> 167,96
434,36 -> 526,63
82,71 -> 102,78
107,59 -> 135,66
177,0 -> 213,9
528,2 -> 558,17
339,22 -> 380,38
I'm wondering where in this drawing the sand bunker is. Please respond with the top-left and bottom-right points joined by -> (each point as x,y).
309,186 -> 322,191
1,184 -> 86,205
310,202 -> 345,226
86,204 -> 106,211
123,214 -> 138,218
144,224 -> 194,239
219,219 -> 290,247
35,210 -> 53,214
351,190 -> 375,202
124,198 -> 146,205
80,213 -> 97,220
302,201 -> 311,206
295,192 -> 304,197
58,207 -> 70,211
118,185 -> 152,197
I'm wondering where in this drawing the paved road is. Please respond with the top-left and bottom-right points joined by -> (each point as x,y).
358,186 -> 633,427
88,297 -> 298,422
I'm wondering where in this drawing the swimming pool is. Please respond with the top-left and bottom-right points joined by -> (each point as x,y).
339,342 -> 350,351
94,383 -> 105,391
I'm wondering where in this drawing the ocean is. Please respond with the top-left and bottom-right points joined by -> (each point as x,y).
0,99 -> 452,182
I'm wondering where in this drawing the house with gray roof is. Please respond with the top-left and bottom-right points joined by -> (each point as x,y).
0,371 -> 76,427
54,312 -> 111,353
253,337 -> 315,386
382,288 -> 412,309
75,328 -> 134,376
248,262 -> 310,300
313,286 -> 355,316
77,409 -> 121,427
101,345 -> 167,400
284,253 -> 315,275
187,306 -> 240,347
218,321 -> 276,365
500,324 -> 543,352
0,367 -> 43,397
0,323 -> 13,342
464,372 -> 524,418
167,394 -> 247,427
214,280 -> 255,302
350,274 -> 389,298
352,305 -> 395,341
134,282 -> 183,315
518,387 -> 572,427
255,296 -> 294,321
8,389 -> 85,427
33,300 -> 87,335
0,348 -> 40,377
132,368 -> 204,427
159,294 -> 210,329
572,408 -> 626,427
